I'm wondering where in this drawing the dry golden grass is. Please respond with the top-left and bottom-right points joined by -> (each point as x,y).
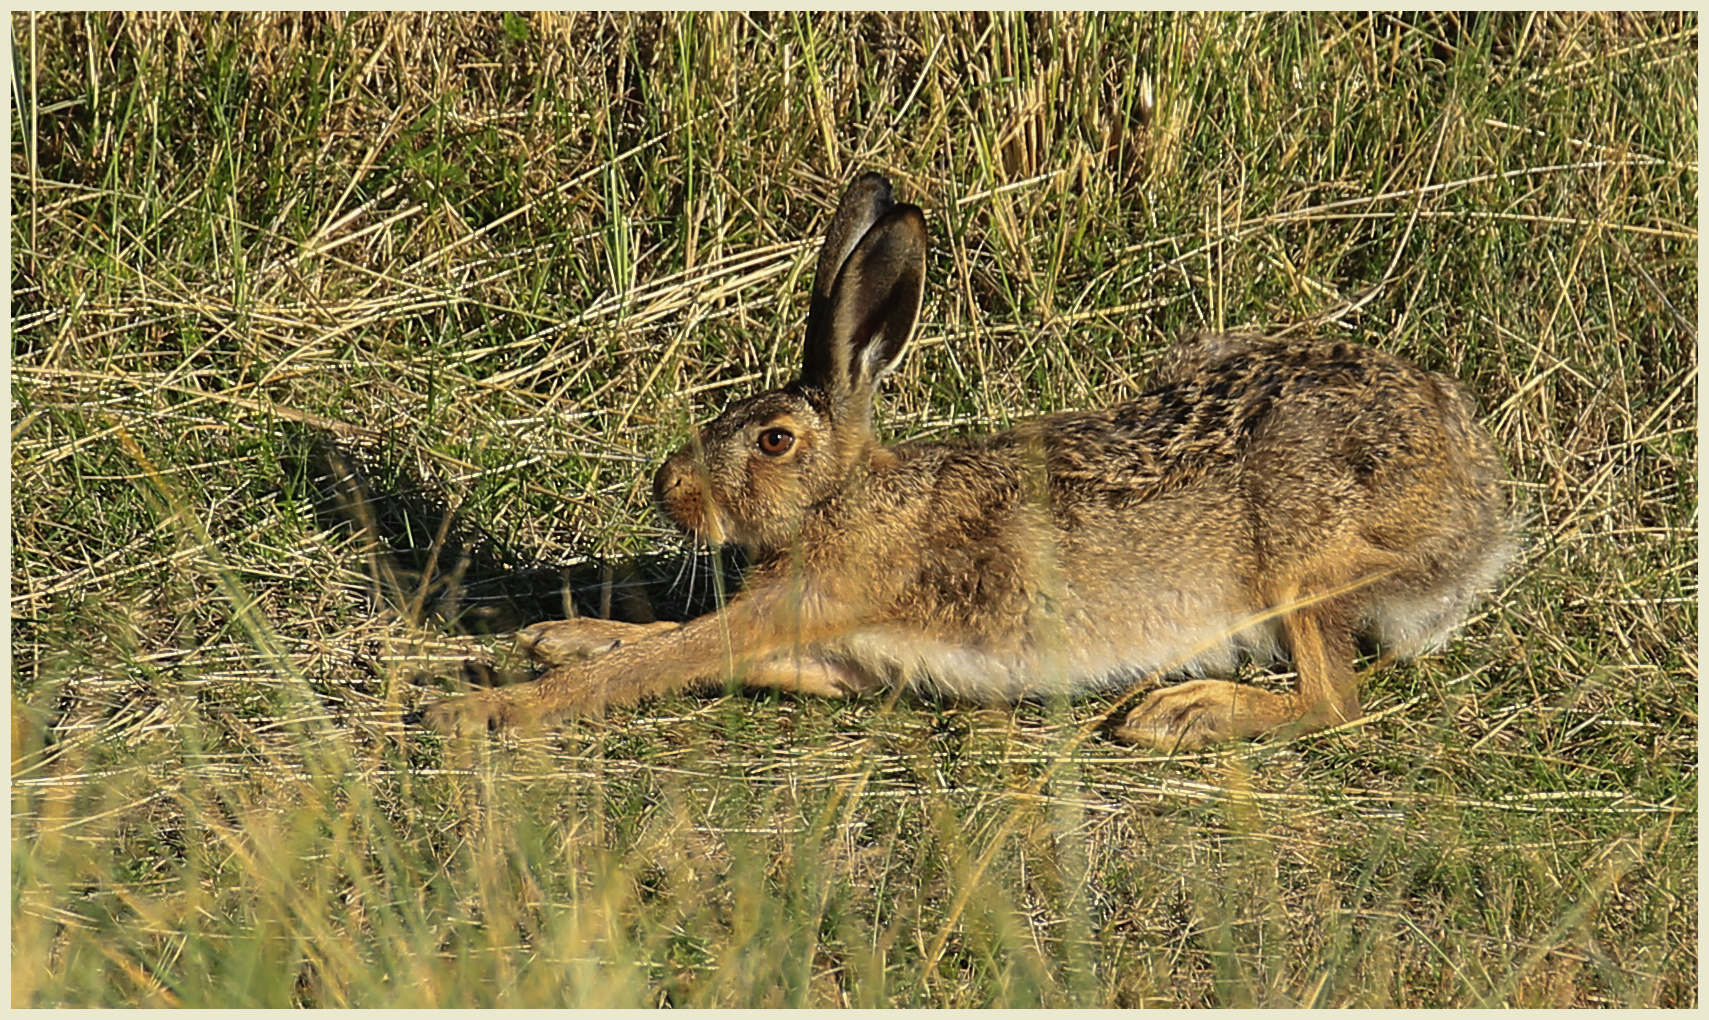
12,11 -> 1696,1007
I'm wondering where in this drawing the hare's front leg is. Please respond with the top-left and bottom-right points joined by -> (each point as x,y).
423,649 -> 877,736
518,617 -> 874,697
738,656 -> 882,698
424,590 -> 872,736
518,618 -> 681,665
1113,603 -> 1362,751
423,649 -> 703,736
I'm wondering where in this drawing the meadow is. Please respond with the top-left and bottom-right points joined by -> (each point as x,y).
11,12 -> 1696,1006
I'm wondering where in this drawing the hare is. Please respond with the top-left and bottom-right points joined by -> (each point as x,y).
426,172 -> 1514,750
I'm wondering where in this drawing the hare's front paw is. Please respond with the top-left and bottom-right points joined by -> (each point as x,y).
423,665 -> 619,736
1111,679 -> 1295,752
518,619 -> 680,665
423,691 -> 514,736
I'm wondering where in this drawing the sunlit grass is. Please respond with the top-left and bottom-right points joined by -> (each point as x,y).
12,11 -> 1696,1007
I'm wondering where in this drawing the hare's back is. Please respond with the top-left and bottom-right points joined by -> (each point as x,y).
1030,336 -> 1482,498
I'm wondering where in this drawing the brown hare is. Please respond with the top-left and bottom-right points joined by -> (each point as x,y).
427,172 -> 1514,751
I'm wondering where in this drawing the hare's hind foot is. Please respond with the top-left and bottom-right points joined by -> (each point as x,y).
1110,680 -> 1304,751
518,618 -> 681,665
1112,673 -> 1366,752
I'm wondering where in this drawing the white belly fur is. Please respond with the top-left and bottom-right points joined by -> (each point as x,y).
828,602 -> 1285,703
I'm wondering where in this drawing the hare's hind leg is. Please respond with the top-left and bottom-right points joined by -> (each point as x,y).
1112,587 -> 1364,752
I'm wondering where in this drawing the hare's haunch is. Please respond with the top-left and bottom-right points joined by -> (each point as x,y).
427,173 -> 1514,750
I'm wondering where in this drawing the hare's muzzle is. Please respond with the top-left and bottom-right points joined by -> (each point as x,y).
653,446 -> 720,543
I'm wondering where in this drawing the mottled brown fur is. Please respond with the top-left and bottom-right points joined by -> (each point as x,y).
427,174 -> 1514,750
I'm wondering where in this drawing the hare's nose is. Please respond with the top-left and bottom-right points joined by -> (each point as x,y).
652,462 -> 680,501
652,450 -> 695,503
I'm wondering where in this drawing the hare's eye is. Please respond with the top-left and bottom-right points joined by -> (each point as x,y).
757,428 -> 795,457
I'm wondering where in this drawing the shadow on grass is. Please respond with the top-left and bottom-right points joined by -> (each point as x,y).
282,428 -> 740,676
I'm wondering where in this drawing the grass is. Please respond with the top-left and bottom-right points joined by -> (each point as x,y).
11,11 -> 1697,1007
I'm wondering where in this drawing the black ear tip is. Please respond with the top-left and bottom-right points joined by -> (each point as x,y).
877,203 -> 930,250
854,170 -> 893,191
844,172 -> 895,211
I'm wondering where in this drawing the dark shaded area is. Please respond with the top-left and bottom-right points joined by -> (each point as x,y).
280,430 -> 741,641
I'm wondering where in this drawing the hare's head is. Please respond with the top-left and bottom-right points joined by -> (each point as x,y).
653,173 -> 927,554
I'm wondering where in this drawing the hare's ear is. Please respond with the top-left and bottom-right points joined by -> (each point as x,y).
804,172 -> 896,356
799,202 -> 927,416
